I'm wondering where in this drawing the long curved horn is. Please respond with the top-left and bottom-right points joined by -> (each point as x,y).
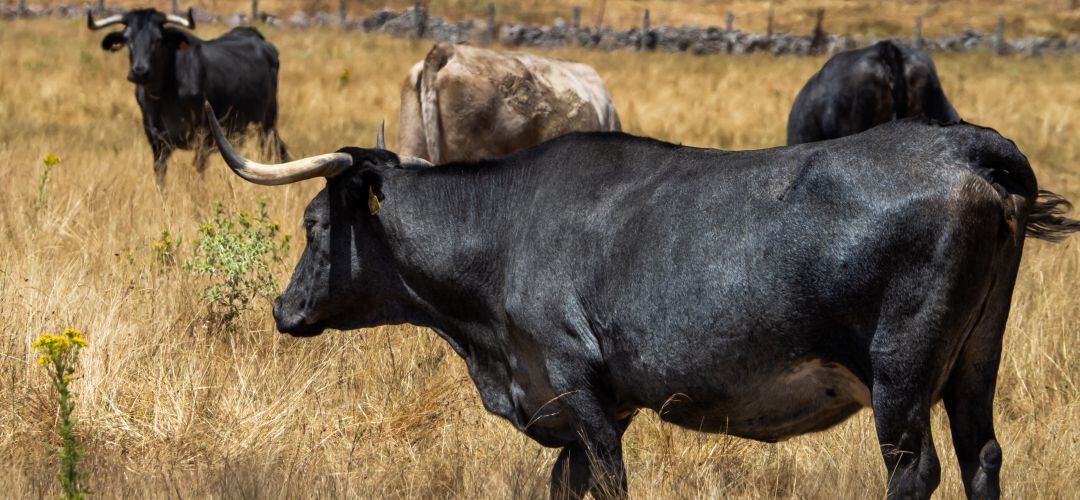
165,8 -> 195,29
204,102 -> 352,185
87,12 -> 124,30
375,119 -> 385,149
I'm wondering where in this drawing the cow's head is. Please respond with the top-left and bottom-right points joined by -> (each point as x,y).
87,8 -> 195,85
203,103 -> 433,336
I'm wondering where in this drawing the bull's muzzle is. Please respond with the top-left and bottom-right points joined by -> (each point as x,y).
128,64 -> 150,83
272,298 -> 324,337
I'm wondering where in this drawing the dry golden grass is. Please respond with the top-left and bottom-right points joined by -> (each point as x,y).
27,0 -> 1080,38
1,17 -> 1078,498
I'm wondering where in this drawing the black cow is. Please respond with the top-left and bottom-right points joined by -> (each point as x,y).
88,8 -> 287,187
787,40 -> 960,145
206,103 -> 1078,499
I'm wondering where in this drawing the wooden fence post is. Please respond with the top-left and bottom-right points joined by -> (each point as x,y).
993,14 -> 1005,55
339,0 -> 346,24
18,0 -> 26,17
725,11 -> 734,32
572,6 -> 581,30
766,7 -> 774,37
640,8 -> 650,51
811,8 -> 825,53
487,3 -> 496,45
97,0 -> 105,14
414,0 -> 425,38
914,16 -> 923,50
251,0 -> 258,23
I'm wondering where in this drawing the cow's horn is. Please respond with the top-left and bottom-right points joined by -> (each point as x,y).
375,119 -> 385,149
204,102 -> 352,185
165,8 -> 195,29
399,156 -> 434,168
87,12 -> 124,30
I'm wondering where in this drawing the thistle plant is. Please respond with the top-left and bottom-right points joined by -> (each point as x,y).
32,328 -> 89,500
37,153 -> 61,210
184,198 -> 290,323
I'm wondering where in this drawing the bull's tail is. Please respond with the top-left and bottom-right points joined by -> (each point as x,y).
419,43 -> 453,164
959,123 -> 1079,244
877,40 -> 908,119
1026,190 -> 1080,242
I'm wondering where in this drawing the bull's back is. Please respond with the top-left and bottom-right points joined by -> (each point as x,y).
199,31 -> 280,122
787,46 -> 894,144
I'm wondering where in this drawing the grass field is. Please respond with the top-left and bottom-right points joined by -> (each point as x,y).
24,0 -> 1080,38
0,17 -> 1078,498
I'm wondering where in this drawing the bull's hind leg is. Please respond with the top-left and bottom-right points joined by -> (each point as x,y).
193,133 -> 212,177
870,303 -> 955,499
943,270 -> 1017,500
943,340 -> 1003,500
257,127 -> 290,162
272,129 -> 290,162
871,368 -> 941,500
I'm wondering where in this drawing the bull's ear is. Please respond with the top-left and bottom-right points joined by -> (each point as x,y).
335,148 -> 392,215
360,170 -> 385,215
175,44 -> 203,98
100,31 -> 126,52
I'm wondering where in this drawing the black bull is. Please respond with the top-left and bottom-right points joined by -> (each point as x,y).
787,40 -> 960,145
207,106 -> 1078,499
88,9 -> 287,187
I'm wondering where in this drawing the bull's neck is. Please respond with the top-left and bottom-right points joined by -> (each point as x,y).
375,163 -> 530,335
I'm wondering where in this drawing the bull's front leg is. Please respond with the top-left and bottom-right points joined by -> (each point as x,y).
144,125 -> 174,189
151,140 -> 174,189
549,393 -> 629,500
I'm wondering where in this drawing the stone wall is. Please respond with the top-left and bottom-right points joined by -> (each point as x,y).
5,3 -> 1078,55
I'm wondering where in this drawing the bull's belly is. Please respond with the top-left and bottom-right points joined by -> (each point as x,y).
652,359 -> 872,442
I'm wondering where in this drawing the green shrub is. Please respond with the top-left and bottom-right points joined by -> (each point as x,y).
184,199 -> 290,323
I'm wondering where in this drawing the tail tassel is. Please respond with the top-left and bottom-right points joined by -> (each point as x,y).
1027,189 -> 1080,242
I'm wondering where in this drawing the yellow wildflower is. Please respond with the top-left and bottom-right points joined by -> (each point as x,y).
64,328 -> 88,348
31,329 -> 87,363
42,153 -> 61,168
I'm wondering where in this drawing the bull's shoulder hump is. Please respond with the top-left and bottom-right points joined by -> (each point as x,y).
221,26 -> 266,39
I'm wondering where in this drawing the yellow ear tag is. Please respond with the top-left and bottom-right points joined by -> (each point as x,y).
367,186 -> 381,215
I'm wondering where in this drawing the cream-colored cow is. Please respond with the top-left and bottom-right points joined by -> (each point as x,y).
397,42 -> 620,164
